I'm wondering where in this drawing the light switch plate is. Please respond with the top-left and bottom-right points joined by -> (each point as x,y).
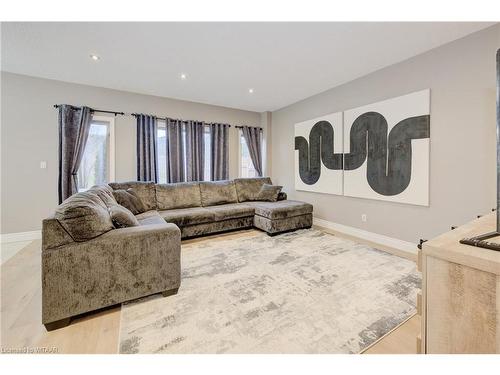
40,161 -> 47,169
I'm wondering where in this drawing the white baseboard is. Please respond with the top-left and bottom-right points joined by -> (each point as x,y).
313,217 -> 417,258
1,230 -> 41,243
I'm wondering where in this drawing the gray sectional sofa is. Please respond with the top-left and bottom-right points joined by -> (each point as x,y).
41,177 -> 312,330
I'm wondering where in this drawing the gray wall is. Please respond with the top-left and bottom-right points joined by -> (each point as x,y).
271,24 -> 500,243
261,111 -> 272,177
1,73 -> 261,234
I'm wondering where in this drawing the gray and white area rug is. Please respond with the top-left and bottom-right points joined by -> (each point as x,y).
119,229 -> 420,354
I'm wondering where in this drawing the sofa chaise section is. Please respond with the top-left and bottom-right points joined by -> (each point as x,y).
247,200 -> 313,235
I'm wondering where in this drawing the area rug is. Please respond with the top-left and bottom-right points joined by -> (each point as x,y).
119,229 -> 420,354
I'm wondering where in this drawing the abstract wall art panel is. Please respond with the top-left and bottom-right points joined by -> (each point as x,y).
294,112 -> 344,195
343,89 -> 430,206
293,89 -> 430,206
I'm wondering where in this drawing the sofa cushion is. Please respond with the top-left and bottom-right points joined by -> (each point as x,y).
156,182 -> 201,210
135,210 -> 167,226
113,189 -> 147,215
205,203 -> 255,221
257,184 -> 283,202
109,181 -> 156,210
246,200 -> 313,220
199,180 -> 238,206
234,177 -> 272,202
88,184 -> 117,207
109,204 -> 139,228
55,191 -> 114,242
158,207 -> 216,226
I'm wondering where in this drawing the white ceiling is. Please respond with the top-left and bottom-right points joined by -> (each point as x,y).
1,22 -> 495,112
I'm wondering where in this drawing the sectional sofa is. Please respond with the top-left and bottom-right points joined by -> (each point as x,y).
41,177 -> 312,330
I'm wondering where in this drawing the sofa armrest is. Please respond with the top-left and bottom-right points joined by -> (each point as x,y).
96,222 -> 180,243
42,222 -> 181,324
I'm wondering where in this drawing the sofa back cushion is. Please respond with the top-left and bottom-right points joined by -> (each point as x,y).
88,184 -> 117,207
113,189 -> 147,214
199,180 -> 238,206
54,191 -> 114,242
108,181 -> 156,210
156,182 -> 202,210
234,177 -> 272,202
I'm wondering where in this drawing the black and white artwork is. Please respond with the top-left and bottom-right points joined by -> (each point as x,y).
294,112 -> 344,195
294,89 -> 430,206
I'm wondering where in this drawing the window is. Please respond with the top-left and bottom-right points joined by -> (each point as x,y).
203,127 -> 211,181
156,121 -> 212,183
157,120 -> 167,183
239,130 -> 258,178
77,115 -> 115,192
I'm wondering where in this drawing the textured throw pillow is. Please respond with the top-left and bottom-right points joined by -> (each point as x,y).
109,204 -> 140,228
109,181 -> 156,211
55,191 -> 114,242
113,188 -> 147,214
257,184 -> 283,202
277,191 -> 287,201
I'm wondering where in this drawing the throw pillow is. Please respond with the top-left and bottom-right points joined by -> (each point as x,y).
257,184 -> 283,202
113,188 -> 147,214
108,181 -> 156,211
109,204 -> 140,228
277,191 -> 287,201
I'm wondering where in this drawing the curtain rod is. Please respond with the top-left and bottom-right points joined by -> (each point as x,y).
53,104 -> 125,116
131,113 -> 233,127
131,113 -> 168,122
53,105 -> 259,128
235,125 -> 263,130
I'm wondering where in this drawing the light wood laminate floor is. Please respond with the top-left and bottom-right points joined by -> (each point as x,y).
0,230 -> 420,354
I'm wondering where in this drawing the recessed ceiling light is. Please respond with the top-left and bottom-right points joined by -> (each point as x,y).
248,88 -> 254,94
180,73 -> 187,80
90,54 -> 100,61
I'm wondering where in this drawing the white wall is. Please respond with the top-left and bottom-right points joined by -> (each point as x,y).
271,24 -> 500,243
0,73 -> 262,234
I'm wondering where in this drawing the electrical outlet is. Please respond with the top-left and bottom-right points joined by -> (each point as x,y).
40,161 -> 47,169
361,214 -> 367,222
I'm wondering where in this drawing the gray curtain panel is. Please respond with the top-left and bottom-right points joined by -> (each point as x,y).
185,120 -> 205,182
166,118 -> 185,183
241,126 -> 263,176
58,105 -> 93,204
210,123 -> 230,181
136,114 -> 158,182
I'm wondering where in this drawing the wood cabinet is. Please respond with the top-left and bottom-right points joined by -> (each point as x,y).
420,213 -> 500,353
